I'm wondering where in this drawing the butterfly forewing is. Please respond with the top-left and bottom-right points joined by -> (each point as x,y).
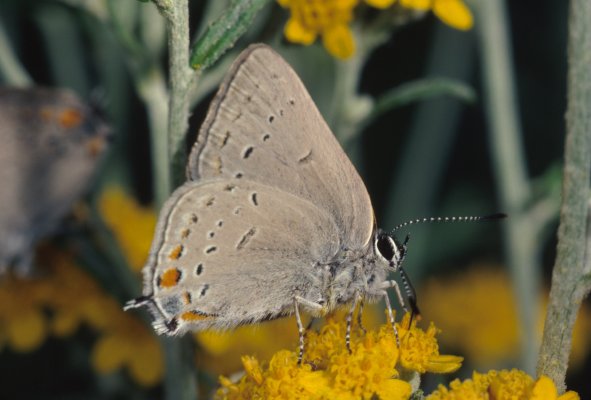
187,44 -> 374,251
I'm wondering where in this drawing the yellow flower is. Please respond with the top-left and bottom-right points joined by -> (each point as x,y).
277,0 -> 359,59
196,306 -> 383,375
426,370 -> 581,400
419,265 -> 591,369
90,297 -> 164,387
99,186 -> 156,272
531,376 -> 580,400
277,0 -> 472,59
0,276 -> 50,352
399,0 -> 473,30
216,312 -> 460,399
398,313 -> 463,374
0,247 -> 163,387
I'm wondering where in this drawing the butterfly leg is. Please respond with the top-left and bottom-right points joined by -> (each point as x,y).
379,279 -> 409,314
367,280 -> 407,346
345,294 -> 361,354
382,290 -> 400,346
293,296 -> 324,365
357,297 -> 367,334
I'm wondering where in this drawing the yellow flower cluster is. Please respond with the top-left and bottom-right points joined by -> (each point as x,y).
427,369 -> 580,400
216,313 -> 461,399
0,186 -> 165,385
419,265 -> 591,369
277,0 -> 473,59
0,246 -> 163,387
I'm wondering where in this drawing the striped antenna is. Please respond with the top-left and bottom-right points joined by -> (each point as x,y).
391,213 -> 506,234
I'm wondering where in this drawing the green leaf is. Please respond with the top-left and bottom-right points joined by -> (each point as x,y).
190,0 -> 271,70
370,77 -> 477,121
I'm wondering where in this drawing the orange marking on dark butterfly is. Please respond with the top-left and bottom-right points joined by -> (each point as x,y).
59,108 -> 83,129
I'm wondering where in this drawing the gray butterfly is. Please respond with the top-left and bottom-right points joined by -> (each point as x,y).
126,44 -> 469,361
0,87 -> 110,275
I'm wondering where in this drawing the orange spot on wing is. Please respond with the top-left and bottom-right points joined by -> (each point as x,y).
59,108 -> 83,129
182,292 -> 192,304
159,268 -> 181,288
180,311 -> 211,322
169,245 -> 184,260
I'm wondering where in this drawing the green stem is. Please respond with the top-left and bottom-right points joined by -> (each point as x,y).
0,21 -> 32,86
136,67 -> 170,208
150,1 -> 198,398
159,0 -> 196,189
537,0 -> 591,391
476,0 -> 539,374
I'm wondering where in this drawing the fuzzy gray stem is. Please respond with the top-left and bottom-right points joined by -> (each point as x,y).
475,0 -> 540,373
151,1 -> 199,398
160,0 -> 196,190
536,0 -> 591,392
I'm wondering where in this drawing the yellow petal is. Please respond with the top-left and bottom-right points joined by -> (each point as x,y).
433,0 -> 473,30
322,24 -> 356,60
531,376 -> 557,400
129,339 -> 164,387
91,334 -> 128,373
284,17 -> 317,45
365,0 -> 396,9
425,354 -> 464,373
376,379 -> 412,400
52,310 -> 79,337
400,0 -> 431,11
559,392 -> 581,400
7,310 -> 47,352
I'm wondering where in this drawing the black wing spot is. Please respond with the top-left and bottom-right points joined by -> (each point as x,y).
279,109 -> 284,116
221,131 -> 230,148
217,220 -> 223,227
234,207 -> 242,215
205,246 -> 217,254
262,133 -> 270,141
196,263 -> 203,275
298,149 -> 313,164
246,95 -> 252,102
208,231 -> 215,239
200,284 -> 210,297
236,228 -> 256,250
289,99 -> 295,106
206,197 -> 215,207
243,146 -> 254,159
235,172 -> 243,179
224,184 -> 236,192
250,192 -> 258,206
268,115 -> 275,123
190,214 -> 198,224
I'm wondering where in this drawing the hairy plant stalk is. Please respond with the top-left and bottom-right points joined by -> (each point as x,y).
536,0 -> 591,392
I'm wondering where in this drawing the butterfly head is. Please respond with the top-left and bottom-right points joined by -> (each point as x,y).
374,231 -> 407,272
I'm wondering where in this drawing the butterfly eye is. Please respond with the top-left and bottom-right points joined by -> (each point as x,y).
375,234 -> 399,268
